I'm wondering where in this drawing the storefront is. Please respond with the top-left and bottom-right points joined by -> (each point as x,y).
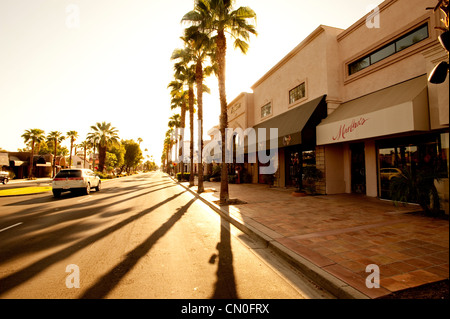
316,75 -> 449,213
377,132 -> 449,200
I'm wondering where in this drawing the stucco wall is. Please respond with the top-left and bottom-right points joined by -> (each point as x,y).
337,0 -> 440,102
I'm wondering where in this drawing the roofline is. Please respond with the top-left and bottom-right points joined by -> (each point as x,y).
251,25 -> 343,90
336,0 -> 395,42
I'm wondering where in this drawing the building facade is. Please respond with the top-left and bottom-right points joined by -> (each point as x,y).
226,0 -> 449,213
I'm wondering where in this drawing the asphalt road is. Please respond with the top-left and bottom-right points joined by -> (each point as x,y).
0,171 -> 333,299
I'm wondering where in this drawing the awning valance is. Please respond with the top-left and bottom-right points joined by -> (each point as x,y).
9,156 -> 27,166
245,95 -> 327,151
317,75 -> 429,145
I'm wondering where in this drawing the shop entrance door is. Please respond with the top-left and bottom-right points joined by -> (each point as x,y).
351,143 -> 366,194
285,146 -> 302,188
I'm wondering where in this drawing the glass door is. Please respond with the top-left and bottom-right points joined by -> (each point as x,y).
350,143 -> 366,194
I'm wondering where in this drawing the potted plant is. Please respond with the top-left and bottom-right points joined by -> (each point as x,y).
302,166 -> 323,195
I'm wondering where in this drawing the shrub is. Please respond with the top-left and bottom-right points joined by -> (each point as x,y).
228,174 -> 237,184
176,172 -> 191,181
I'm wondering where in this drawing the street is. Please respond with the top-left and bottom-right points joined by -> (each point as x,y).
0,171 -> 332,299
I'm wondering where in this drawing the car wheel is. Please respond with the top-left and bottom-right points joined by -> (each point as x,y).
95,180 -> 101,192
85,183 -> 91,195
53,190 -> 62,198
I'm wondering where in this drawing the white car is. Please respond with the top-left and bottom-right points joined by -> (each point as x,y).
52,169 -> 101,197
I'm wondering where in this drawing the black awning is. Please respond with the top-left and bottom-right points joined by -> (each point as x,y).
246,95 -> 327,151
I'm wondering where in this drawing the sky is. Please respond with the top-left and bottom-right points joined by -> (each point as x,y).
0,0 -> 384,165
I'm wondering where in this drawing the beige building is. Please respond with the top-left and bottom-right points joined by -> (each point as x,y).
226,0 -> 449,213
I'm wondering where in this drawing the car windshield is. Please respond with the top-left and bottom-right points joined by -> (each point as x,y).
55,170 -> 82,178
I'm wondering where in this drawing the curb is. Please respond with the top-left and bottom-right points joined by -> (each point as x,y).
169,175 -> 369,299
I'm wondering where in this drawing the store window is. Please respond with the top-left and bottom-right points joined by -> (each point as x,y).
349,23 -> 429,75
289,83 -> 306,104
377,134 -> 448,200
261,102 -> 272,118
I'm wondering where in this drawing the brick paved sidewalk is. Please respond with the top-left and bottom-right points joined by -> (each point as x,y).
180,178 -> 449,299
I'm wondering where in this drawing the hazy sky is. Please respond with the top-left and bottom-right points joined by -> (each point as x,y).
0,0 -> 384,164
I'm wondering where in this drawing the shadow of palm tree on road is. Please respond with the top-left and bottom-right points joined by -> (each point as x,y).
0,190 -> 187,297
80,197 -> 198,298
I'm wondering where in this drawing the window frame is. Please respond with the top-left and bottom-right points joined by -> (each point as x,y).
348,23 -> 429,76
288,82 -> 306,106
260,101 -> 272,119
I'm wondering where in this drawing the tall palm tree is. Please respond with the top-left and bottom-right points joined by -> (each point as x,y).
88,122 -> 120,172
66,131 -> 79,168
171,48 -> 197,187
183,28 -> 215,193
47,131 -> 65,177
182,0 -> 257,203
21,129 -> 45,179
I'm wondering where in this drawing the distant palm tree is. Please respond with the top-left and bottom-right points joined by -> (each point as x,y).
78,140 -> 91,169
183,0 -> 257,203
66,131 -> 79,168
172,47 -> 197,187
21,128 -> 45,179
47,131 -> 65,177
88,122 -> 120,172
168,78 -> 189,177
182,27 -> 215,193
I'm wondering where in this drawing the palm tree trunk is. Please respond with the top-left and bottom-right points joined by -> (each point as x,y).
180,100 -> 187,177
189,84 -> 195,187
29,141 -> 35,179
69,139 -> 73,168
83,146 -> 87,169
196,60 -> 204,193
53,140 -> 58,177
217,29 -> 229,204
98,145 -> 106,172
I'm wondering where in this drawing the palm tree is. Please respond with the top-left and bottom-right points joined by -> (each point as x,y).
47,131 -> 65,177
183,28 -> 215,193
21,128 -> 45,179
168,78 -> 189,177
78,140 -> 91,169
66,131 -> 79,168
87,134 -> 99,171
88,122 -> 120,172
182,0 -> 257,203
162,128 -> 176,174
171,48 -> 197,187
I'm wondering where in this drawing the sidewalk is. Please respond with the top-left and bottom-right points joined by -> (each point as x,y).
0,177 -> 53,190
174,176 -> 449,299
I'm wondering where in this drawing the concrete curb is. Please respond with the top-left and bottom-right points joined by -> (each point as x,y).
170,175 -> 370,299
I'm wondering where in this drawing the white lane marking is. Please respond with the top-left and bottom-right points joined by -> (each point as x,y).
0,222 -> 23,233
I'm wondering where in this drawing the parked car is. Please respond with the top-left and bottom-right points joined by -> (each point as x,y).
52,169 -> 101,197
380,168 -> 402,180
0,171 -> 9,184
